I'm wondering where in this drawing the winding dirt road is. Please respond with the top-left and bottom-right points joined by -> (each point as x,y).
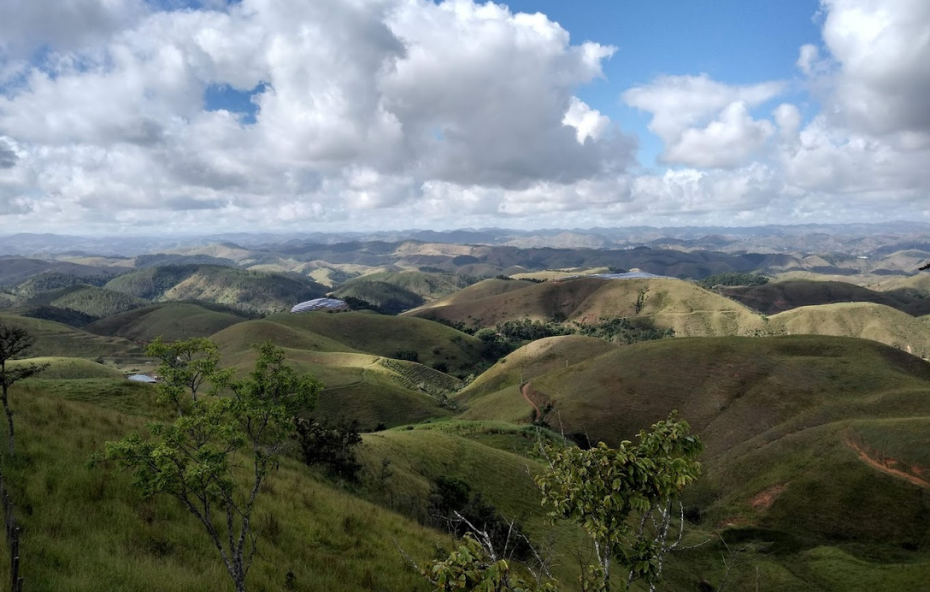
521,382 -> 542,422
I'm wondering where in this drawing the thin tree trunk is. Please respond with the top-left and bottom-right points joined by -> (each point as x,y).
1,383 -> 13,457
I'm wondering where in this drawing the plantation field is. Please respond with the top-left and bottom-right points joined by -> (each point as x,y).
0,313 -> 142,359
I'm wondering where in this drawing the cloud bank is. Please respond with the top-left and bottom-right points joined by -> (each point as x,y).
0,0 -> 927,233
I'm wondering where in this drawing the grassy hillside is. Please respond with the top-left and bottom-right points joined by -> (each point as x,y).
86,302 -> 246,342
211,316 -> 476,428
461,335 -> 930,450
259,312 -> 486,373
105,265 -> 327,315
457,335 -> 617,404
717,280 -> 918,315
330,280 -> 425,314
9,357 -> 125,379
218,344 -> 454,429
763,302 -> 930,358
410,277 -> 758,337
11,272 -> 113,299
457,335 -> 930,584
12,305 -> 98,328
40,285 -> 150,318
330,271 -> 479,314
0,336 -> 927,590
0,258 -> 117,287
874,273 -> 930,294
411,277 -> 539,311
1,381 -> 449,592
0,313 -> 142,359
334,270 -> 477,301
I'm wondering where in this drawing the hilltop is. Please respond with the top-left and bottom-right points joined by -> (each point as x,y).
460,335 -> 930,449
209,312 -> 486,428
760,302 -> 930,358
718,279 -> 930,316
104,265 -> 327,315
409,276 -> 758,336
330,271 -> 478,313
85,302 -> 247,343
0,313 -> 142,359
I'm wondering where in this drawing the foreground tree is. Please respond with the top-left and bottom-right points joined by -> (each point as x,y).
146,337 -> 230,415
415,414 -> 701,592
104,342 -> 320,592
535,414 -> 702,592
0,323 -> 49,456
420,533 -> 558,592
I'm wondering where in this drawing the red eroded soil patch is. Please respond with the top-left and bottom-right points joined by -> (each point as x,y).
845,435 -> 930,489
749,483 -> 787,510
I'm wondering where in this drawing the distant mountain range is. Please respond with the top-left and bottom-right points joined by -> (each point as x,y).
4,221 -> 930,256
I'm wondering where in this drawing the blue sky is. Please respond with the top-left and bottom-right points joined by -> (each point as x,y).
503,0 -> 823,168
0,0 -> 927,233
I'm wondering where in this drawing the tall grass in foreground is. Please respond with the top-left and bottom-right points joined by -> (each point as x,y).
0,382 -> 444,592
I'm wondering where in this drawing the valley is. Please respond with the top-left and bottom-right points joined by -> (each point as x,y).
0,227 -> 929,591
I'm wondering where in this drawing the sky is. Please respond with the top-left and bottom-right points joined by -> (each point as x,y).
0,0 -> 928,235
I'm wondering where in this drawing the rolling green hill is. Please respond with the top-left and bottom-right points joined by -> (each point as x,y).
85,302 -> 246,342
0,257 -> 117,287
340,270 -> 478,297
460,335 -> 930,451
329,270 -> 479,314
457,335 -> 617,406
456,334 -> 930,586
12,305 -> 99,328
409,277 -> 759,337
0,313 -> 142,359
210,313 -> 483,428
717,280 -> 921,315
0,326 -> 928,590
11,272 -> 113,299
1,381 -> 450,592
330,280 -> 425,314
38,285 -> 149,319
105,265 -> 327,314
761,302 -> 930,358
9,357 -> 125,379
409,277 -> 538,311
258,311 -> 486,373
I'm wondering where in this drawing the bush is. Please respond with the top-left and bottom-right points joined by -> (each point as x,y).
427,476 -> 532,561
393,349 -> 419,362
496,318 -> 572,341
295,417 -> 363,482
698,273 -> 769,289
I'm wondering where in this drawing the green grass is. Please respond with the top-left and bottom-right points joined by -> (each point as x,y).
3,297 -> 930,590
0,313 -> 142,359
462,335 -> 930,449
0,385 -> 450,592
10,357 -> 124,380
408,277 -> 759,338
105,265 -> 327,315
85,302 -> 246,342
42,285 -> 149,318
331,271 -> 479,313
457,335 -> 617,404
761,302 -> 930,358
716,279 -> 916,315
260,311 -> 485,373
218,346 -> 453,430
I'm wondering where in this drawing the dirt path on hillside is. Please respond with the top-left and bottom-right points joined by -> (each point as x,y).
521,382 -> 541,422
845,436 -> 930,489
